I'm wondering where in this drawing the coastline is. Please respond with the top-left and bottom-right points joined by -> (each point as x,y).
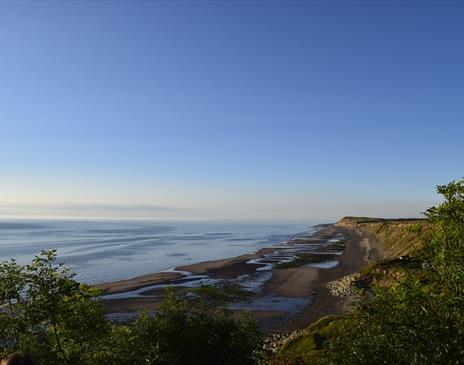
282,224 -> 387,331
96,223 -> 387,331
94,271 -> 185,295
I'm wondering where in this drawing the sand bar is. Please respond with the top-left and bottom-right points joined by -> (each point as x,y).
95,271 -> 184,295
98,223 -> 389,332
176,247 -> 275,278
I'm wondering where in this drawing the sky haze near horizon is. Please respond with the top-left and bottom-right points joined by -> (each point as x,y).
1,1 -> 463,220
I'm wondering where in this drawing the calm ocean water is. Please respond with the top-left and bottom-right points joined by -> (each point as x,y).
0,219 -> 319,284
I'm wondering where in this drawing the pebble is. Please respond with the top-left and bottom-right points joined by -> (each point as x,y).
261,273 -> 361,354
325,273 -> 361,297
261,328 -> 309,354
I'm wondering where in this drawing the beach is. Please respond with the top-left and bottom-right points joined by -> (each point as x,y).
97,222 -> 388,331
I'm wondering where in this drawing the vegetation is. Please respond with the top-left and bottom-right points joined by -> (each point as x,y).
0,252 -> 262,365
2,178 -> 463,364
337,217 -> 427,257
329,179 -> 464,364
357,256 -> 425,289
189,284 -> 253,301
263,316 -> 344,365
110,289 -> 261,365
275,253 -> 339,269
269,178 -> 464,364
0,250 -> 108,364
324,239 -> 347,251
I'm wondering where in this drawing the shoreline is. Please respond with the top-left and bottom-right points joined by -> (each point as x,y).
96,223 -> 387,332
281,224 -> 387,331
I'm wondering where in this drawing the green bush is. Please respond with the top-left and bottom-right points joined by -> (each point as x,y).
275,253 -> 339,269
0,250 -> 109,364
0,252 -> 262,365
189,283 -> 253,301
118,289 -> 261,365
329,179 -> 464,364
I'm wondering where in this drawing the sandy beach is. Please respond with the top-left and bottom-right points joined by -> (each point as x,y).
97,223 -> 387,332
95,271 -> 184,295
264,267 -> 319,297
282,224 -> 387,331
177,247 -> 275,278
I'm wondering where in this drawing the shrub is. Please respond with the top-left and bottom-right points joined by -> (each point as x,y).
329,179 -> 464,364
0,252 -> 262,365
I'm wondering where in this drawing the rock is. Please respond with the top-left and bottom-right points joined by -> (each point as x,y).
325,273 -> 361,298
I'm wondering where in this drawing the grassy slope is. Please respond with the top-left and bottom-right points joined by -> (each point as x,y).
275,316 -> 345,364
266,217 -> 428,364
262,316 -> 346,365
335,216 -> 427,257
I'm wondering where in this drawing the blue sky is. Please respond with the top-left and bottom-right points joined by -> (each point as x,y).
0,1 -> 463,220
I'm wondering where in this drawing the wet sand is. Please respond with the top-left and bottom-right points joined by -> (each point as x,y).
95,271 -> 184,295
99,223 -> 387,332
98,248 -> 276,297
281,225 -> 387,331
264,267 -> 319,297
177,247 -> 274,278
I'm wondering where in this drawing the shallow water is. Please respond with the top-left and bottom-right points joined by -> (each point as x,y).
0,219 -> 319,284
306,260 -> 339,269
103,274 -> 220,300
228,295 -> 310,312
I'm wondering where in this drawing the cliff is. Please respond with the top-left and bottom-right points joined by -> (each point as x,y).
335,216 -> 427,257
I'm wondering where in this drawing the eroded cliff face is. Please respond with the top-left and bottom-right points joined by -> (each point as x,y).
335,217 -> 427,257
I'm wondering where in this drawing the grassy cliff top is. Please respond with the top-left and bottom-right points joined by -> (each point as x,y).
337,216 -> 426,225
335,216 -> 428,257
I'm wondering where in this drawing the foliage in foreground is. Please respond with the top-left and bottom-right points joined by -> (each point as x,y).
328,179 -> 464,364
262,316 -> 344,365
2,178 -> 463,365
266,178 -> 464,364
0,252 -> 261,365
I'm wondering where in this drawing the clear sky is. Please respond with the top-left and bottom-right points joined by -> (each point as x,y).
0,1 -> 463,220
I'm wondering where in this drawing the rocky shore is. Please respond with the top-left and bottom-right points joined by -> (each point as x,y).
325,273 -> 361,298
262,329 -> 310,354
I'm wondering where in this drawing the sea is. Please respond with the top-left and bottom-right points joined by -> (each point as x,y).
0,219 -> 321,284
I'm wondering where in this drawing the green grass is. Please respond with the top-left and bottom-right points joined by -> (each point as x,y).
189,284 -> 253,301
355,257 -> 429,292
263,316 -> 346,365
325,239 -> 347,251
338,216 -> 428,257
275,253 -> 339,269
